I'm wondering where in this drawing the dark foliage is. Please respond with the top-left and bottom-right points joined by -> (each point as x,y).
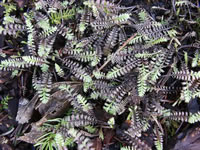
0,0 -> 200,150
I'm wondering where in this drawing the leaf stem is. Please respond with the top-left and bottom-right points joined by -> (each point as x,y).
96,33 -> 137,72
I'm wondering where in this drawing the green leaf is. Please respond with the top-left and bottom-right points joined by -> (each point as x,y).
55,133 -> 64,147
108,117 -> 115,128
55,63 -> 64,77
41,64 -> 49,73
79,22 -> 87,32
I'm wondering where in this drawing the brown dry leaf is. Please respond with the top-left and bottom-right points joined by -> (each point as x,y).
0,79 -> 6,84
36,99 -> 70,126
16,95 -> 38,124
17,124 -> 43,144
0,144 -> 13,150
93,138 -> 102,150
173,127 -> 200,150
37,82 -> 79,118
14,0 -> 27,8
35,82 -> 79,126
37,90 -> 70,116
0,71 -> 11,84
103,129 -> 115,145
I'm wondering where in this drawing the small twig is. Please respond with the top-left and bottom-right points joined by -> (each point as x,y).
172,0 -> 176,14
114,136 -> 126,145
96,33 -> 137,73
160,99 -> 175,103
80,130 -> 99,137
177,44 -> 200,51
151,114 -> 164,134
159,67 -> 173,87
175,122 -> 184,134
0,114 -> 8,122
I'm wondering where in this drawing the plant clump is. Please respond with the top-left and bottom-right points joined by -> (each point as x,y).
0,0 -> 200,150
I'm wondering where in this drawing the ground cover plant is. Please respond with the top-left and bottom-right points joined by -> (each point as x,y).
0,0 -> 200,150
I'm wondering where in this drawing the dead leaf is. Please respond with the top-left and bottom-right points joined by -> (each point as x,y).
37,90 -> 70,121
173,127 -> 200,150
16,95 -> 38,124
93,138 -> 102,150
103,129 -> 115,145
14,0 -> 27,8
17,124 -> 43,144
0,144 -> 13,150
